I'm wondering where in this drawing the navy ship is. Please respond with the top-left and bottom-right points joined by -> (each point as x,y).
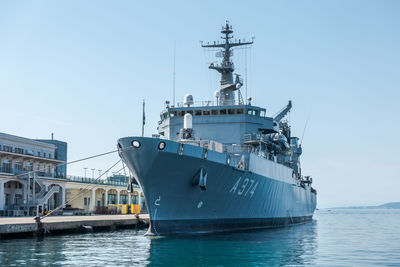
118,22 -> 317,235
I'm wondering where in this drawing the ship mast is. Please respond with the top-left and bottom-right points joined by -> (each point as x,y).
201,21 -> 254,106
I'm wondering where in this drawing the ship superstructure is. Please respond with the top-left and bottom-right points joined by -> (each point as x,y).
118,22 -> 316,235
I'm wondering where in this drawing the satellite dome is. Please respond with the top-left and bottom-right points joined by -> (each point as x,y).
184,94 -> 194,106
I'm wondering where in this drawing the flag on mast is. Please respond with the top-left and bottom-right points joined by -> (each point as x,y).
142,99 -> 145,137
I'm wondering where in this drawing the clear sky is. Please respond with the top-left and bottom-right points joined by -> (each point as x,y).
1,1 -> 399,208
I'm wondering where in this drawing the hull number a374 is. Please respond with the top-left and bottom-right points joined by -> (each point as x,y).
230,177 -> 259,198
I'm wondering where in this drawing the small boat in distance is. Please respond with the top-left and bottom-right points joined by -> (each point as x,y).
118,22 -> 317,235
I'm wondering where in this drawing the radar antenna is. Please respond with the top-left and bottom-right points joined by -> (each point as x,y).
201,21 -> 254,106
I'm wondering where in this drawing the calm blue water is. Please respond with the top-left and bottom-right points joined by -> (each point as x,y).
1,209 -> 399,266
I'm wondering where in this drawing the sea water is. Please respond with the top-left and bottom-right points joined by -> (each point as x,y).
1,209 -> 399,266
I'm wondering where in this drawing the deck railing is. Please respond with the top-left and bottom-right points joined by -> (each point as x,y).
66,175 -> 140,188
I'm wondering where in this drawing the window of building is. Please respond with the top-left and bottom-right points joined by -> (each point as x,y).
220,109 -> 227,115
5,194 -> 10,205
15,194 -> 22,205
2,160 -> 11,173
84,197 -> 90,206
195,110 -> 202,116
120,195 -> 128,204
24,162 -> 33,172
43,152 -> 46,158
3,146 -> 12,152
108,194 -> 116,204
14,162 -> 23,173
131,195 -> 138,204
15,147 -> 24,154
38,152 -> 41,157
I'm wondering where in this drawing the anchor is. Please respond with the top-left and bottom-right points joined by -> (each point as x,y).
192,168 -> 207,190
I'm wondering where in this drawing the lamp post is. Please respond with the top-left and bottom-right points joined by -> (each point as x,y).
91,169 -> 95,179
84,167 -> 88,178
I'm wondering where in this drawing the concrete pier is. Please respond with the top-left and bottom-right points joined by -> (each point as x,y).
0,214 -> 149,239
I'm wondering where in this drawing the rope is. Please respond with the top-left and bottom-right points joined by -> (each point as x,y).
300,111 -> 312,145
15,149 -> 118,178
39,159 -> 123,220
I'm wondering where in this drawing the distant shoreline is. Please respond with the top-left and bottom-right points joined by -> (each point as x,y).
328,202 -> 400,210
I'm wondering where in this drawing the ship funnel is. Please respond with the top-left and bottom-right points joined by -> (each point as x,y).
184,113 -> 193,129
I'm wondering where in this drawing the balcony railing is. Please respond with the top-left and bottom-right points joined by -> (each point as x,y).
0,147 -> 56,160
0,167 -> 65,179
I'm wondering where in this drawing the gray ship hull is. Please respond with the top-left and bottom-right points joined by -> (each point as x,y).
118,137 -> 317,235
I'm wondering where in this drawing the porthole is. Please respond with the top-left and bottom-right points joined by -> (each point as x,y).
158,142 -> 166,150
132,140 -> 141,148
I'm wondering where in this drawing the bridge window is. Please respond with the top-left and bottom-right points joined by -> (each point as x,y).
187,110 -> 193,115
237,108 -> 243,114
220,109 -> 227,115
247,109 -> 259,116
169,111 -> 177,117
179,111 -> 185,116
260,110 -> 265,117
211,110 -> 218,115
203,110 -> 210,115
228,109 -> 235,114
195,110 -> 202,116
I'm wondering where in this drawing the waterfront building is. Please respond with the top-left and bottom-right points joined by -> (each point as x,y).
0,131 -> 146,216
0,132 -> 67,216
65,174 -> 146,214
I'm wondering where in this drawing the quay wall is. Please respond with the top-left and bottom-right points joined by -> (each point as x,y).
0,215 -> 149,239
